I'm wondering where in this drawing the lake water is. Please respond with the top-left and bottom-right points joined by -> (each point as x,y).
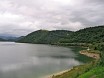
0,42 -> 91,78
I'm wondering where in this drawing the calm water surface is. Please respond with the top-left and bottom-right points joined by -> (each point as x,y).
0,42 -> 90,78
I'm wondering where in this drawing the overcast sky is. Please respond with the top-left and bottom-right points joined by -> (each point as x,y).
0,0 -> 104,36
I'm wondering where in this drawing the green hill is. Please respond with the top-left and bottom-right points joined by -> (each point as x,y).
17,26 -> 104,78
0,38 -> 5,41
17,30 -> 73,44
17,26 -> 104,44
69,26 -> 104,43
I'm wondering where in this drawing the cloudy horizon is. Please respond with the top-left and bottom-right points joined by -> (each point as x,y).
0,0 -> 104,36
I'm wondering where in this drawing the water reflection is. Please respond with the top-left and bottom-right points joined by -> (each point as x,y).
0,42 -> 88,78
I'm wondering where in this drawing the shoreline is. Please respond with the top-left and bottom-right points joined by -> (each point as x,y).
43,69 -> 72,78
79,50 -> 100,59
45,50 -> 100,78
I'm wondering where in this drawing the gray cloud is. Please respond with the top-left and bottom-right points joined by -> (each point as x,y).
0,0 -> 104,36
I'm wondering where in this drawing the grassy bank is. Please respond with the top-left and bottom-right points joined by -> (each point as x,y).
51,61 -> 97,78
78,66 -> 104,78
51,50 -> 101,78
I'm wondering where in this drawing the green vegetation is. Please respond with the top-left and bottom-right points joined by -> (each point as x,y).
67,26 -> 104,43
52,43 -> 104,78
52,61 -> 97,78
17,30 -> 73,44
78,66 -> 104,78
18,26 -> 104,45
89,43 -> 104,66
17,26 -> 104,78
0,38 -> 5,41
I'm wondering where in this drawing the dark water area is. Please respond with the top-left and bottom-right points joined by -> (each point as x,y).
0,42 -> 91,78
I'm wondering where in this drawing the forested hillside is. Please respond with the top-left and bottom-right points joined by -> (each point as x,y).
17,26 -> 104,78
73,26 -> 104,43
18,30 -> 73,44
0,38 -> 5,41
17,26 -> 104,44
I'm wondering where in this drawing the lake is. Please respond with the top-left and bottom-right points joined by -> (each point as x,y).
0,42 -> 91,78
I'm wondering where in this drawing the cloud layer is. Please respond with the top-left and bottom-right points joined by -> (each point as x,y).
0,0 -> 104,36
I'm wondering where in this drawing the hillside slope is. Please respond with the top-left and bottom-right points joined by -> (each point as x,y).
17,30 -> 73,44
69,26 -> 104,43
0,38 -> 5,41
17,26 -> 104,44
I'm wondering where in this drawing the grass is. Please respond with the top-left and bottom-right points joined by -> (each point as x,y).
52,49 -> 101,78
78,66 -> 104,78
52,61 -> 96,78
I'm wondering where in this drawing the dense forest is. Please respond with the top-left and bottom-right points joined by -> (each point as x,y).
17,26 -> 104,66
17,30 -> 73,44
17,26 -> 104,44
0,38 -> 5,41
17,26 -> 104,78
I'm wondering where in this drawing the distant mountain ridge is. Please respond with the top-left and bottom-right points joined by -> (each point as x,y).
0,38 -> 5,41
17,30 -> 73,44
17,26 -> 104,44
0,35 -> 19,41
